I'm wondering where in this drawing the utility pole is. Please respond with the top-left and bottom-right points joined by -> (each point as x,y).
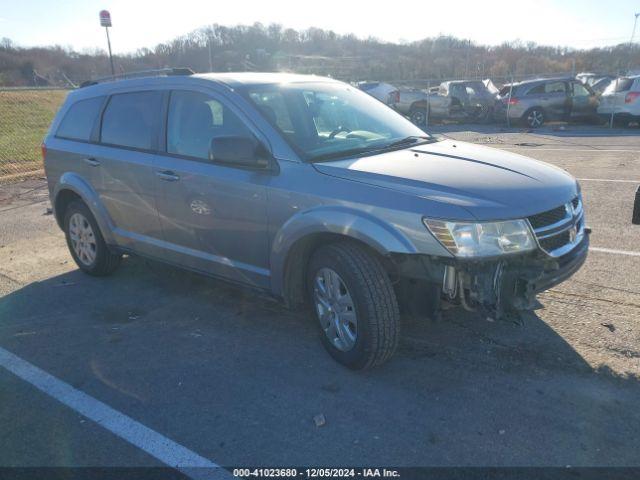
99,10 -> 115,77
630,13 -> 640,45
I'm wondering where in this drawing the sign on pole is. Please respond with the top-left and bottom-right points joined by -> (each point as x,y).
99,10 -> 115,76
99,10 -> 112,27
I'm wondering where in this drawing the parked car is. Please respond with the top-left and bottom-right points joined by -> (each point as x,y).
597,75 -> 640,126
356,81 -> 400,106
398,80 -> 499,126
44,71 -> 589,369
497,78 -> 599,128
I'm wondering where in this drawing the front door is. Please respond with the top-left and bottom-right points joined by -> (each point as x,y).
153,89 -> 271,289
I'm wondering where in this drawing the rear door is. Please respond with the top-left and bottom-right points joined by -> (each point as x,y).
153,89 -> 271,288
92,90 -> 165,253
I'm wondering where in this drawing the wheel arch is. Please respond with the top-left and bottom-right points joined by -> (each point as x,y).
52,173 -> 115,244
270,206 -> 418,307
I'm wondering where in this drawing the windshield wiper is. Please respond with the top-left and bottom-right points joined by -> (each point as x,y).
309,146 -> 381,163
308,136 -> 435,163
385,135 -> 433,148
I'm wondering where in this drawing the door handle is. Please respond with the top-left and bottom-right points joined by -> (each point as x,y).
156,170 -> 180,182
84,157 -> 100,167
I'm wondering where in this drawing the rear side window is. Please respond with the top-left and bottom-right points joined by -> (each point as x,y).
544,82 -> 566,94
527,84 -> 546,95
100,91 -> 162,150
56,96 -> 104,141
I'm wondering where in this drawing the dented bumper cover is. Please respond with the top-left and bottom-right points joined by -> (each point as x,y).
393,231 -> 590,320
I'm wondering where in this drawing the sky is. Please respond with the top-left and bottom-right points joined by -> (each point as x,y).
1,0 -> 639,54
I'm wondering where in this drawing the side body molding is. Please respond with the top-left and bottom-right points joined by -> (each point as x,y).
52,172 -> 116,245
269,205 -> 418,296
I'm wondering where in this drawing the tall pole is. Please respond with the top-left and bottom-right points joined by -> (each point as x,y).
208,35 -> 213,72
105,26 -> 115,77
630,13 -> 640,45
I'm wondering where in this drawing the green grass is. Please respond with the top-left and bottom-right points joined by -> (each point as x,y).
0,90 -> 68,176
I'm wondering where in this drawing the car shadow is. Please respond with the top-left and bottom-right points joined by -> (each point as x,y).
1,255 -> 639,466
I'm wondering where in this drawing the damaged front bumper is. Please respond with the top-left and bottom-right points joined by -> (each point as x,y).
393,231 -> 590,320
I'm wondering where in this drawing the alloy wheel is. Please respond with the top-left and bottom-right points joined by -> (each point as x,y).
68,212 -> 97,266
313,267 -> 358,352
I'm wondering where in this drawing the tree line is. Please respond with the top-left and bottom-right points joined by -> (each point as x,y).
1,23 -> 639,87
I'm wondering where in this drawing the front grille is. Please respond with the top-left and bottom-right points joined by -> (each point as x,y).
539,230 -> 570,252
527,196 -> 583,257
571,197 -> 579,209
528,205 -> 568,229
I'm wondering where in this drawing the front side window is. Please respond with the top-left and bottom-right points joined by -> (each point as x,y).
167,90 -> 253,160
245,82 -> 429,161
56,96 -> 104,141
100,91 -> 162,150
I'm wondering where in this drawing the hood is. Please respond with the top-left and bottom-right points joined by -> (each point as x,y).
313,139 -> 578,221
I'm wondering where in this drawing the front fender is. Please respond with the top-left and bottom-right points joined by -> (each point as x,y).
53,173 -> 116,245
270,205 -> 418,296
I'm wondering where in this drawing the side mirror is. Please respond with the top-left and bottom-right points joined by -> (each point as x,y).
208,136 -> 270,168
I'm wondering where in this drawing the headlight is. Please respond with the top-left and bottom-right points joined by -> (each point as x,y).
423,218 -> 536,257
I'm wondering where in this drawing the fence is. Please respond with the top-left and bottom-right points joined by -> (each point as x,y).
0,88 -> 68,182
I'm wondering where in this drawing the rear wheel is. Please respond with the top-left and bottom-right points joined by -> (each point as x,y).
409,107 -> 427,126
524,107 -> 545,128
63,200 -> 121,276
307,242 -> 400,370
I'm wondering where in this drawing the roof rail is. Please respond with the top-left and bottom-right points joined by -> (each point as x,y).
79,67 -> 194,88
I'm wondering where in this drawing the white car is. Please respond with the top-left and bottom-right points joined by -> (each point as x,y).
597,76 -> 640,126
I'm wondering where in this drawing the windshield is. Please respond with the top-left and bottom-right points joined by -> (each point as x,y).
245,81 -> 430,161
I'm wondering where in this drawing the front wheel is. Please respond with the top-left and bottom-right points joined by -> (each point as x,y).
307,242 -> 400,370
523,108 -> 545,128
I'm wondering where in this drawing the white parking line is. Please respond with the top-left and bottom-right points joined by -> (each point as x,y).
502,148 -> 640,152
577,178 -> 640,184
590,247 -> 640,257
0,346 -> 229,480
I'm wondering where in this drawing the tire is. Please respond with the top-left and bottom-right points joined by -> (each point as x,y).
63,200 -> 121,276
523,107 -> 545,128
409,107 -> 427,127
306,241 -> 400,370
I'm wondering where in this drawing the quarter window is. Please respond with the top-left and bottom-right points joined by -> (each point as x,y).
56,96 -> 104,141
100,91 -> 162,150
167,90 -> 253,160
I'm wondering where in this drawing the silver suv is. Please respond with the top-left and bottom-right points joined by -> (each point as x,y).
44,71 -> 589,369
497,77 -> 599,128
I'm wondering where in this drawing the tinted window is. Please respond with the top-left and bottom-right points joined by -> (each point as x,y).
167,90 -> 253,160
56,96 -> 104,141
101,91 -> 162,150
